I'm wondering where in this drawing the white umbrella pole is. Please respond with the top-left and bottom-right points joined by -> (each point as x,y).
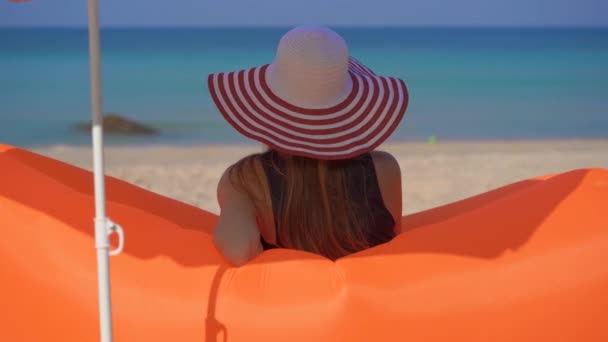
86,0 -> 114,341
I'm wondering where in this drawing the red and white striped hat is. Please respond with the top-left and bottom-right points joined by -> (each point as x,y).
207,26 -> 409,160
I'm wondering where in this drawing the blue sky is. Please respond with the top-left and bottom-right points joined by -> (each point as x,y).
1,0 -> 607,27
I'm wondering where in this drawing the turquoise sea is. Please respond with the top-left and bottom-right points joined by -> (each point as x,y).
1,27 -> 607,147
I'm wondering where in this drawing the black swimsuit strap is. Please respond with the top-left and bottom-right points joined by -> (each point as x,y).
259,151 -> 285,249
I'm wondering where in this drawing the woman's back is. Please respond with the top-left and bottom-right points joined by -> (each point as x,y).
258,150 -> 397,257
213,150 -> 402,264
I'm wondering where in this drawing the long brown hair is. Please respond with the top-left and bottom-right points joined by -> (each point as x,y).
227,150 -> 372,260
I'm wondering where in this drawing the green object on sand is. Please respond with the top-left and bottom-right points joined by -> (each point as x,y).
427,135 -> 437,144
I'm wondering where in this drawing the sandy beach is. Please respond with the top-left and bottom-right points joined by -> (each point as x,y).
33,139 -> 608,215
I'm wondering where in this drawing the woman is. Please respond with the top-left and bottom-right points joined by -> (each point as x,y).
207,26 -> 409,265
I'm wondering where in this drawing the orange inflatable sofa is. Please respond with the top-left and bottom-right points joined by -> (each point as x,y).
1,144 -> 607,341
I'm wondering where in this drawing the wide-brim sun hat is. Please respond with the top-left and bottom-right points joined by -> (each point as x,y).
207,26 -> 409,160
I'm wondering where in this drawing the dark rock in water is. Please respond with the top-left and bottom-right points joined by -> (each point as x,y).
75,113 -> 160,135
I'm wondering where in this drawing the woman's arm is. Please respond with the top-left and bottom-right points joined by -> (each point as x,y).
371,151 -> 403,234
213,169 -> 263,266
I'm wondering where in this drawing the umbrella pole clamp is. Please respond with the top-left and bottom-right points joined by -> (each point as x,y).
95,217 -> 125,256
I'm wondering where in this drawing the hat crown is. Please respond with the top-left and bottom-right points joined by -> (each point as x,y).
267,26 -> 352,108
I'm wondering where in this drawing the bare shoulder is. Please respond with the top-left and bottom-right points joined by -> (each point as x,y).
369,150 -> 403,232
217,154 -> 265,207
216,166 -> 254,213
370,150 -> 401,179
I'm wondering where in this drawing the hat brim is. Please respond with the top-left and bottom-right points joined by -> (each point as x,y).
207,57 -> 408,160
